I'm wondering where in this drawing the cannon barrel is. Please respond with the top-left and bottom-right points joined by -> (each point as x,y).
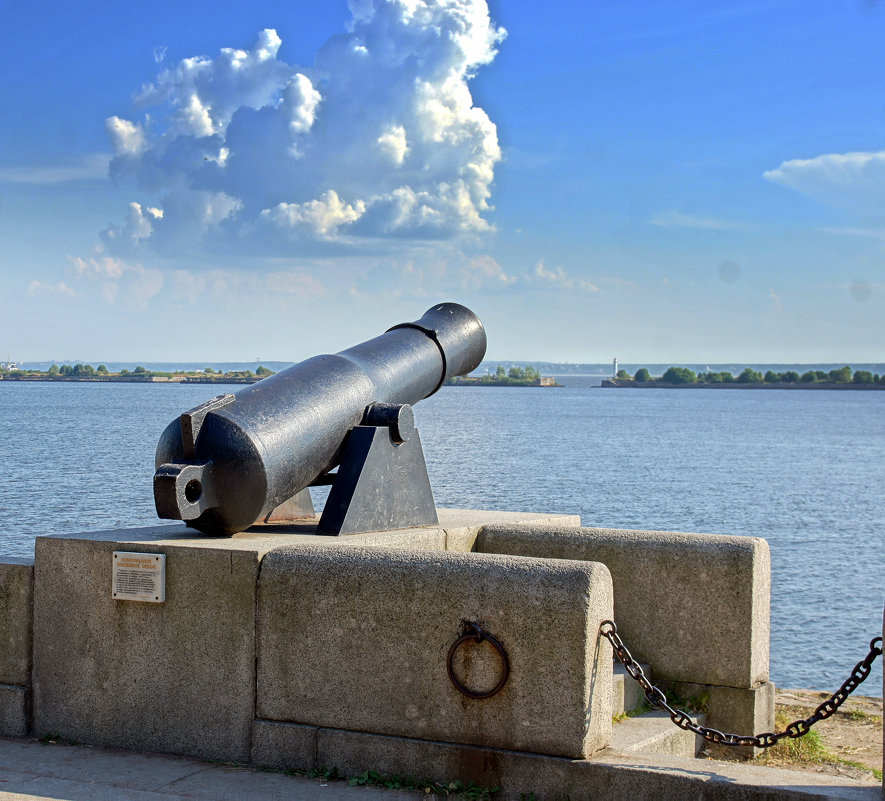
153,302 -> 486,535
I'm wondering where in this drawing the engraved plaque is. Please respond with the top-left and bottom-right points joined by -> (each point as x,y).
112,552 -> 166,603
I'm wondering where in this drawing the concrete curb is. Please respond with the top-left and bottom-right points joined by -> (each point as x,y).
0,737 -> 426,801
0,735 -> 879,801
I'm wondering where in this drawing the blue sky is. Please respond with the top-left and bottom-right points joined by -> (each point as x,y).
1,0 -> 884,363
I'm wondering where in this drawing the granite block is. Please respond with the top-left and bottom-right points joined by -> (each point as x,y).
438,510 -> 581,552
257,546 -> 612,759
31,526 -> 281,762
0,557 -> 33,686
478,525 -> 770,688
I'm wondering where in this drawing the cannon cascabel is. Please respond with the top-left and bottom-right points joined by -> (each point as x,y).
153,302 -> 487,535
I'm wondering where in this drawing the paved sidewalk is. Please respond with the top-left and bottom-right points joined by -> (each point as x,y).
0,737 -> 427,801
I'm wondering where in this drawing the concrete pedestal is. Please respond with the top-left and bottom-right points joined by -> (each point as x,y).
32,525 -> 267,761
11,508 -> 785,798
29,510 -> 581,761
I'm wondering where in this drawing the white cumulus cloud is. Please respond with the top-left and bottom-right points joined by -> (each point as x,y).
260,191 -> 366,239
457,254 -> 514,289
72,255 -> 127,280
99,202 -> 162,254
99,0 -> 505,261
284,73 -> 322,137
532,260 -> 599,292
134,28 -> 293,138
377,124 -> 409,165
354,251 -> 512,297
69,255 -> 164,306
264,270 -> 326,298
764,150 -> 885,214
27,280 -> 76,297
106,117 -> 147,156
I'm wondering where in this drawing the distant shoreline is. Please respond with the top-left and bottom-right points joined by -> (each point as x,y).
0,376 -> 262,384
602,379 -> 885,390
447,376 -> 560,388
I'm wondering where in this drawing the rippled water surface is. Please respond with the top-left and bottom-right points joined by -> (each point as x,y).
1,379 -> 882,695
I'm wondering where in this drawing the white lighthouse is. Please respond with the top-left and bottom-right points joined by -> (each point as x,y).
613,357 -> 618,378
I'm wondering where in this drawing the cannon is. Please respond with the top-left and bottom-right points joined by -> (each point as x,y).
153,302 -> 487,536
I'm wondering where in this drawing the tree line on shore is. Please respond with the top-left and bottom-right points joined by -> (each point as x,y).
616,365 -> 884,385
447,365 -> 545,386
489,365 -> 542,381
0,364 -> 276,381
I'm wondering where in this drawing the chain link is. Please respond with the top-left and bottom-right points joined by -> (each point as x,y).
600,620 -> 882,749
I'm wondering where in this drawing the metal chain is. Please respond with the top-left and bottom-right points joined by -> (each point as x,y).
599,620 -> 883,749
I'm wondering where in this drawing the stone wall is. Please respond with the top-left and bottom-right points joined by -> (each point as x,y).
0,557 -> 33,737
3,509 -> 777,786
476,524 -> 775,753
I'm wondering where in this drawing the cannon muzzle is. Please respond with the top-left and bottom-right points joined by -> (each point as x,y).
154,302 -> 486,535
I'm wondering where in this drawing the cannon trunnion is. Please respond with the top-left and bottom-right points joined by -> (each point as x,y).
153,302 -> 487,536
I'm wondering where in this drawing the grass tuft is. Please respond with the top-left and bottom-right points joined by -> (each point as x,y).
758,708 -> 881,781
843,707 -> 881,725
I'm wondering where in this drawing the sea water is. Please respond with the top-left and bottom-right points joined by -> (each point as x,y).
1,378 -> 882,696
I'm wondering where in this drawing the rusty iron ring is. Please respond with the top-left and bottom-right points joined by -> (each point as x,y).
446,622 -> 510,700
